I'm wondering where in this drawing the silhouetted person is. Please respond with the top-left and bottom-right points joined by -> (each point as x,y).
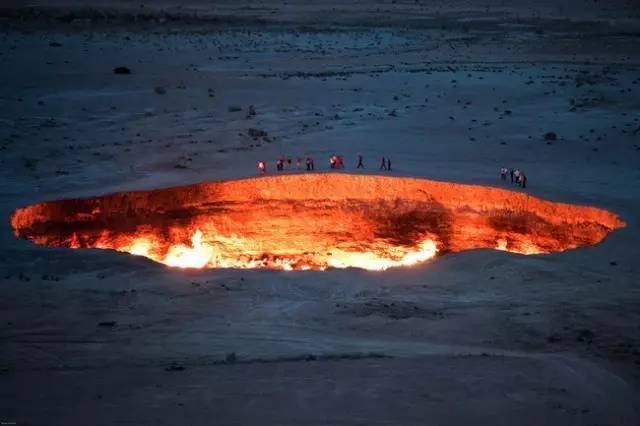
379,156 -> 387,171
258,161 -> 266,174
357,155 -> 364,169
306,157 -> 312,171
387,158 -> 391,171
521,173 -> 527,188
509,168 -> 514,183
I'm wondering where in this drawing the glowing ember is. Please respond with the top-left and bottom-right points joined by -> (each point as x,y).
10,174 -> 625,271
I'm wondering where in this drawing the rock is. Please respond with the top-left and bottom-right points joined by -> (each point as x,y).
98,321 -> 117,327
225,352 -> 237,363
113,66 -> 131,75
49,42 -> 62,47
165,363 -> 185,371
247,105 -> 256,117
154,86 -> 166,95
41,274 -> 58,281
247,128 -> 268,140
228,105 -> 242,112
544,132 -> 557,141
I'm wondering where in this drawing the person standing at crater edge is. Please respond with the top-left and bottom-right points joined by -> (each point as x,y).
379,156 -> 387,171
357,155 -> 364,169
387,157 -> 392,172
258,161 -> 266,174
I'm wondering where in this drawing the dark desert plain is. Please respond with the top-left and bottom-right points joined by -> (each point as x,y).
1,0 -> 640,425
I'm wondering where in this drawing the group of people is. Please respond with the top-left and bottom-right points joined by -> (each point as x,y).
258,155 -> 392,174
261,156 -> 315,173
500,167 -> 527,188
379,156 -> 392,171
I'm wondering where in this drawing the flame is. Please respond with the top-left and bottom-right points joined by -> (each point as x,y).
164,230 -> 214,269
69,233 -> 80,249
115,229 -> 438,271
326,239 -> 437,271
10,174 -> 625,272
128,239 -> 152,256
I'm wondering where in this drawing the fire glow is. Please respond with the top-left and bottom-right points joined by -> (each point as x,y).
10,174 -> 625,271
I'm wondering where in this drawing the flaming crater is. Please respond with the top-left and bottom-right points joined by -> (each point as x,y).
10,174 -> 625,271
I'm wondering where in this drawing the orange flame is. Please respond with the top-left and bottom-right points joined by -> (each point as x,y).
9,174 -> 625,271
115,229 -> 438,270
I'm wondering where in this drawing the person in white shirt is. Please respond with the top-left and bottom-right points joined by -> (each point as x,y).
514,169 -> 521,185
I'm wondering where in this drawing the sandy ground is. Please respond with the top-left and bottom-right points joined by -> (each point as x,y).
1,1 -> 640,425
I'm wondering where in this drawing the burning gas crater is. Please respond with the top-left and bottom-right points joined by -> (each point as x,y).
11,174 -> 624,271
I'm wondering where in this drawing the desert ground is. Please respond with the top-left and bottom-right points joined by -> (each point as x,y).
1,1 -> 640,425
